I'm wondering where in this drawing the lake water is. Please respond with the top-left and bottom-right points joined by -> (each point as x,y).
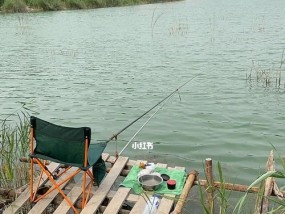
1,0 -> 285,189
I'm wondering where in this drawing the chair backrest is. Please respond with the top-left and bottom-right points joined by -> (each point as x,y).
30,116 -> 91,168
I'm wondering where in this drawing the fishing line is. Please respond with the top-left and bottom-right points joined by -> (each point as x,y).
105,73 -> 201,146
118,92 -> 172,156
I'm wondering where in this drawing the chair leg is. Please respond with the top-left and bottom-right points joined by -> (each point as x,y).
32,162 -> 45,201
82,172 -> 87,209
43,168 -> 79,214
84,181 -> 93,207
32,159 -> 80,214
81,171 -> 94,209
30,157 -> 34,201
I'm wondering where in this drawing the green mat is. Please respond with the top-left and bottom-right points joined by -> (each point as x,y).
121,165 -> 187,195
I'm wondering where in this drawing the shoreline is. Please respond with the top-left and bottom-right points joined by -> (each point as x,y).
0,0 -> 181,13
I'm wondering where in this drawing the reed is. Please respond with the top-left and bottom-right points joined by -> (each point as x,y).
197,161 -> 211,214
232,150 -> 285,214
197,161 -> 233,214
2,0 -> 27,12
1,0 -> 179,12
195,154 -> 285,214
215,161 -> 231,214
26,0 -> 63,11
246,50 -> 285,89
0,111 -> 30,189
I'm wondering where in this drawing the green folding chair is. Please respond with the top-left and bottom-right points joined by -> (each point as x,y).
29,116 -> 106,213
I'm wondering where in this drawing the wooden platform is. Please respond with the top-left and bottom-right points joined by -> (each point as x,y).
4,153 -> 190,214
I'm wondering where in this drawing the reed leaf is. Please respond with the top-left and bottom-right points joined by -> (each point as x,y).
246,171 -> 284,191
270,143 -> 285,172
232,192 -> 248,214
216,161 -> 230,214
197,180 -> 210,214
198,162 -> 211,214
267,196 -> 285,207
0,109 -> 30,188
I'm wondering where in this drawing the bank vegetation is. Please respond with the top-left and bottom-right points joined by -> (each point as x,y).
0,0 -> 178,13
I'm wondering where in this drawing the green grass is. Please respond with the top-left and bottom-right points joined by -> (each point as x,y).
2,0 -> 27,12
0,110 -> 30,189
215,161 -> 231,214
0,0 -> 180,12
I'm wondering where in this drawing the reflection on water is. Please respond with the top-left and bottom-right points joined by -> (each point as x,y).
1,0 -> 285,185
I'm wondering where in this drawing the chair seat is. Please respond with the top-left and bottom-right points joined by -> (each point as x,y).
31,141 -> 106,170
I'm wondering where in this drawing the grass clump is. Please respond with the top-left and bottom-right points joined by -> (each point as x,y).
1,0 -> 180,12
2,0 -> 27,12
0,111 -> 30,189
65,0 -> 87,9
26,0 -> 63,11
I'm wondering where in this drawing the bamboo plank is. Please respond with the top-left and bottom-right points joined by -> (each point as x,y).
156,164 -> 171,214
157,194 -> 174,214
205,158 -> 214,213
106,155 -> 117,164
52,188 -> 140,209
53,175 -> 92,214
107,190 -> 140,203
103,187 -> 131,214
129,195 -> 147,214
103,153 -> 139,169
80,156 -> 129,214
28,167 -> 77,214
259,150 -> 275,214
128,160 -> 149,214
3,162 -> 60,214
171,170 -> 198,214
156,163 -> 167,168
100,205 -> 131,214
102,153 -> 110,161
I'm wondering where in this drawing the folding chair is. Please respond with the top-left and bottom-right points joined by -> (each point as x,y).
29,116 -> 106,213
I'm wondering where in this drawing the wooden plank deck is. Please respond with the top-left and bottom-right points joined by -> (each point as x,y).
4,153 -> 190,214
53,175 -> 92,214
102,187 -> 131,214
28,167 -> 78,214
80,156 -> 129,214
3,162 -> 60,214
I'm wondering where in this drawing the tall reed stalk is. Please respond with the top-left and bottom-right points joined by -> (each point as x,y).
1,0 -> 178,12
0,111 -> 30,189
233,149 -> 285,214
215,161 -> 231,214
197,161 -> 232,214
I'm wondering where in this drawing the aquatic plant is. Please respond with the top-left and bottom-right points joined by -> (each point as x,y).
233,149 -> 285,214
2,0 -> 27,12
197,160 -> 232,214
215,161 -> 231,214
0,111 -> 30,189
0,0 -> 180,12
26,0 -> 63,11
246,49 -> 285,89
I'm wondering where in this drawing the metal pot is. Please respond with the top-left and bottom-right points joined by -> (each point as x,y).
138,174 -> 163,191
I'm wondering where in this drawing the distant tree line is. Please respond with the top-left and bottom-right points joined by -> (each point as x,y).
0,0 -> 177,13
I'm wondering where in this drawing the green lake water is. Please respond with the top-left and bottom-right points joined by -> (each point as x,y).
1,0 -> 285,190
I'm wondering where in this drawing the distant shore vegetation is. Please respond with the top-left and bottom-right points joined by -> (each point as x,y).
0,0 -> 178,13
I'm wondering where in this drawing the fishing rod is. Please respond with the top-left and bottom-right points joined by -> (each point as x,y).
105,73 -> 201,146
118,93 -> 171,156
